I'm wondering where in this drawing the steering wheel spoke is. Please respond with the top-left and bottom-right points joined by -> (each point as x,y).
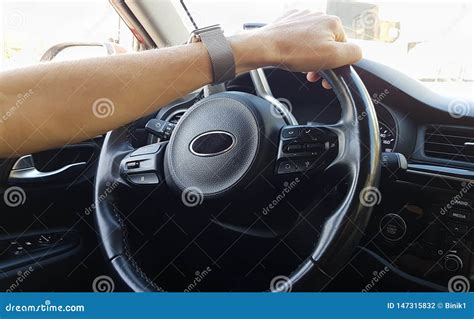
119,142 -> 167,187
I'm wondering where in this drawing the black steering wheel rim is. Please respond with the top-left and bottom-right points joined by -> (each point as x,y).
94,65 -> 380,292
0,158 -> 16,191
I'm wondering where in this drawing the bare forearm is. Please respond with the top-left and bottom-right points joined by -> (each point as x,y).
0,42 -> 221,157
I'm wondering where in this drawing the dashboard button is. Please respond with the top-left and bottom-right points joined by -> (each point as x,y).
379,214 -> 406,241
447,209 -> 470,222
444,254 -> 463,272
447,222 -> 468,236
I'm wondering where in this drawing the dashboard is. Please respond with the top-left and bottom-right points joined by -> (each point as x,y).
379,122 -> 396,153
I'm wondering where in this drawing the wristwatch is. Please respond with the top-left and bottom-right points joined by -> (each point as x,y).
188,25 -> 236,84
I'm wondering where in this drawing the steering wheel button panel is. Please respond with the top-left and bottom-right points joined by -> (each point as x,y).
120,141 -> 167,187
277,125 -> 339,174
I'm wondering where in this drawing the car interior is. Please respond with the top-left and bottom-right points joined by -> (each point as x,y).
0,0 -> 472,292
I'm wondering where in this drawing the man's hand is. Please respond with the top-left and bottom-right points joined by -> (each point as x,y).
230,10 -> 362,87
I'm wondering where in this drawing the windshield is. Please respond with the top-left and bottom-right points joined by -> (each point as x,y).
1,0 -> 134,69
181,0 -> 473,98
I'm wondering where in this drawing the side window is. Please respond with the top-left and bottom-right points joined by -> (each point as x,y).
1,1 -> 134,69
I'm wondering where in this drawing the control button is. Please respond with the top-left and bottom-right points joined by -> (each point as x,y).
448,209 -> 470,222
126,161 -> 140,169
281,128 -> 301,139
130,143 -> 161,157
285,144 -> 303,153
444,254 -> 463,272
379,214 -> 406,241
295,159 -> 317,172
302,128 -> 321,141
277,161 -> 298,174
451,199 -> 472,210
304,143 -> 324,151
129,173 -> 160,185
447,222 -> 468,236
301,127 -> 330,142
38,235 -> 53,245
164,126 -> 174,135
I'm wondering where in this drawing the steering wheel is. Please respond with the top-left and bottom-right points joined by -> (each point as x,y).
0,159 -> 16,191
94,65 -> 380,292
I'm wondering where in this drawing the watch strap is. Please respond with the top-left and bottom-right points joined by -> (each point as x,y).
190,26 -> 236,84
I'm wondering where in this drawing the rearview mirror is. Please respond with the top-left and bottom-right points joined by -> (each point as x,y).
327,1 -> 401,43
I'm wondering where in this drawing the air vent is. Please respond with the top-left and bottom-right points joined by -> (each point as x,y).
424,125 -> 474,164
167,111 -> 185,124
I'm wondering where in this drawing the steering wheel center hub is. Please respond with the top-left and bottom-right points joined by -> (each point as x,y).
165,92 -> 284,198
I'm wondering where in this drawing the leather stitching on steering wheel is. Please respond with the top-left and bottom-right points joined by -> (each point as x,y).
110,199 -> 162,291
104,122 -> 162,291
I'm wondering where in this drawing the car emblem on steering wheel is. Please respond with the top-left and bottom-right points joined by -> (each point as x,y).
189,131 -> 236,157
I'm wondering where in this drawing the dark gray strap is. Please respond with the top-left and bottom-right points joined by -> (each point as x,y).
199,28 -> 236,84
